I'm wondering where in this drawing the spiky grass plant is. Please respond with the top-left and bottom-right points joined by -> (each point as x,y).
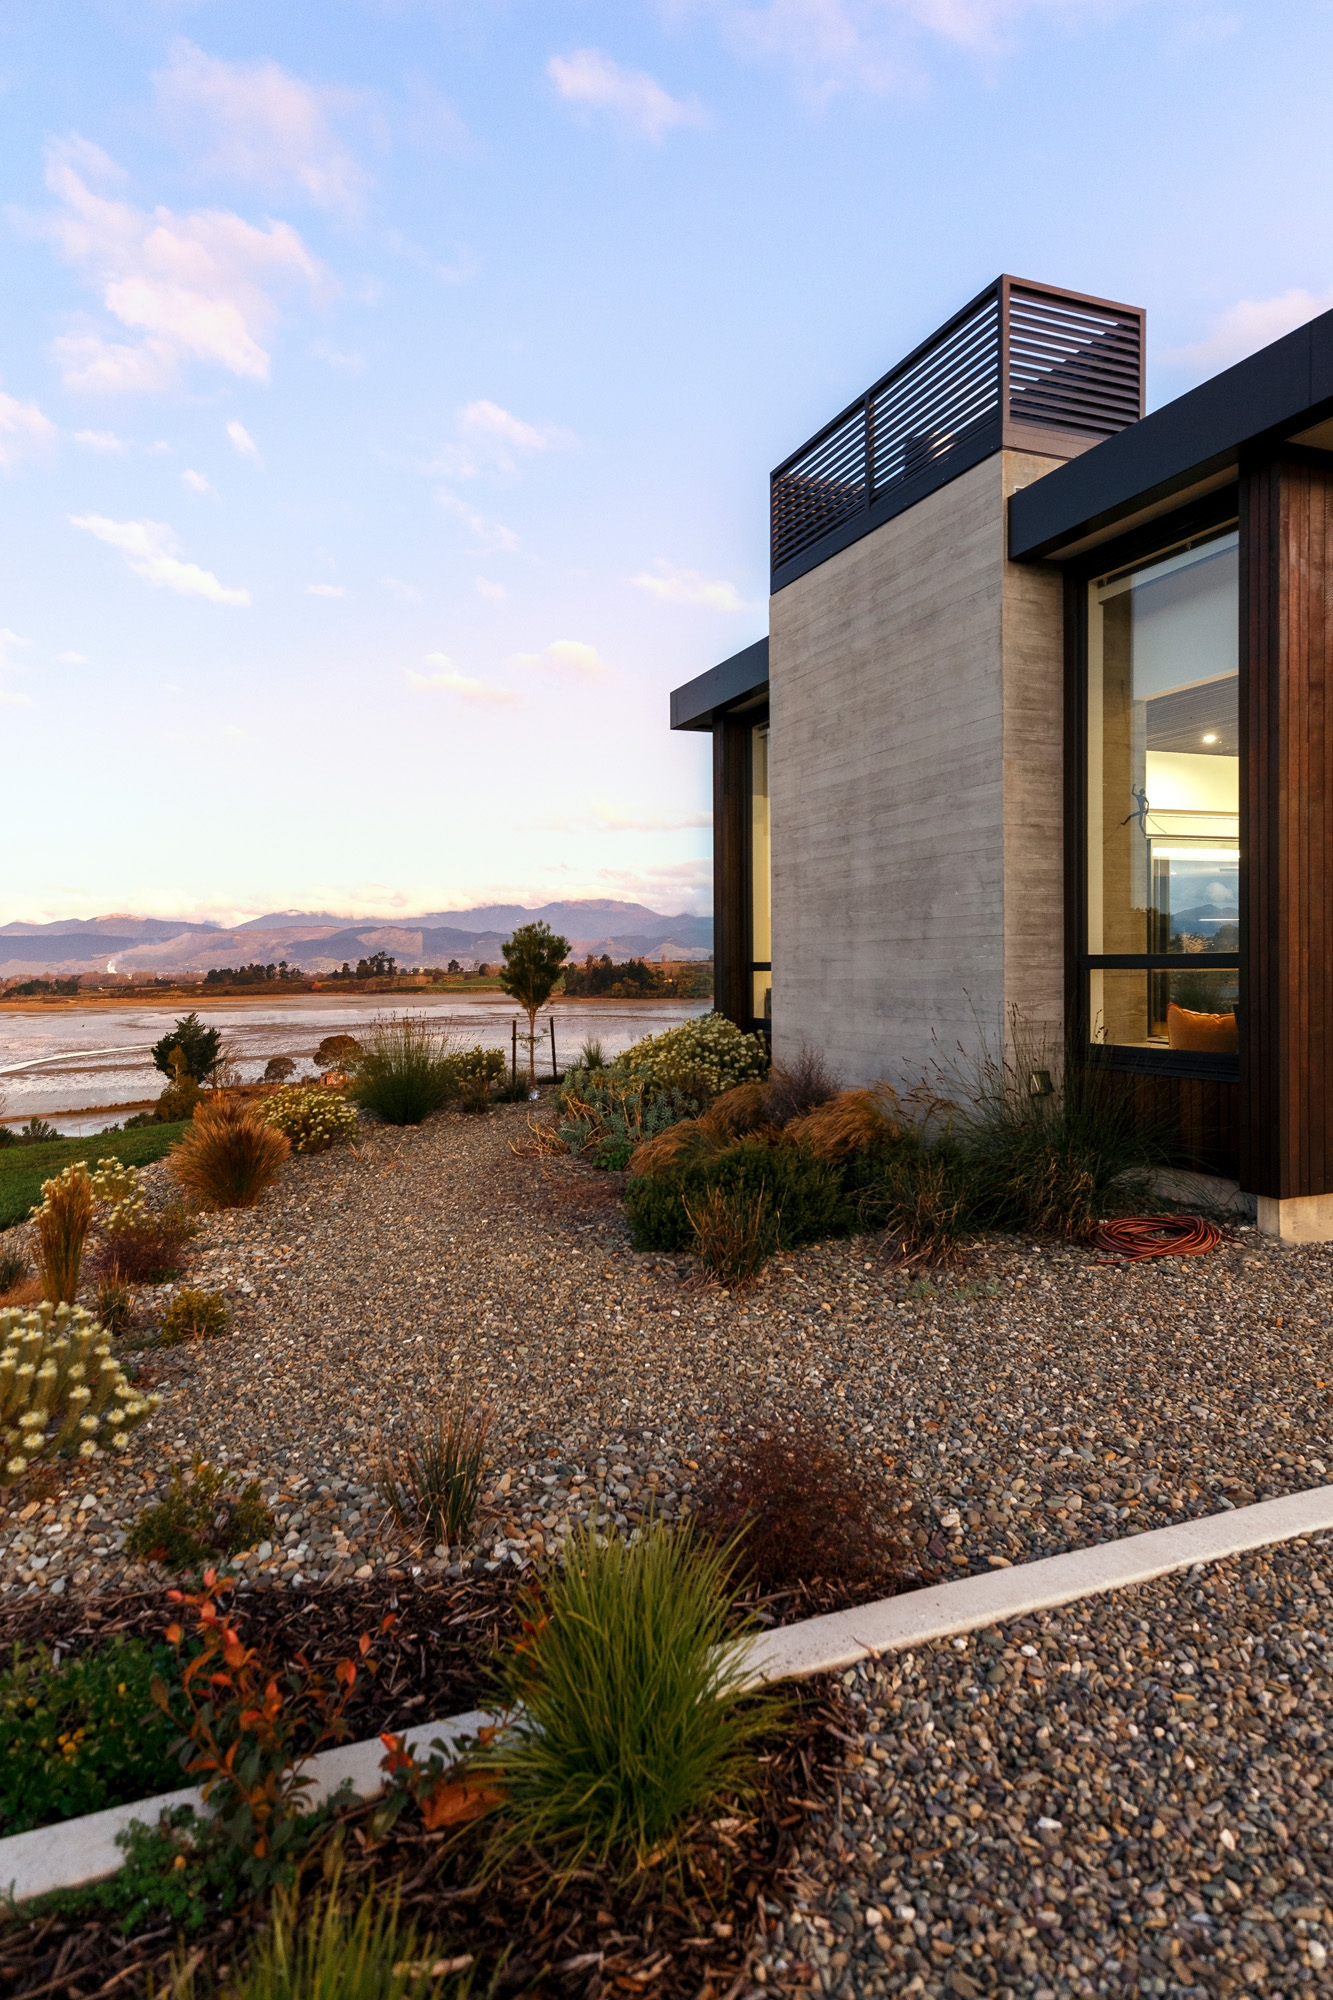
786,1088 -> 898,1161
168,1096 -> 290,1210
482,1517 -> 782,1880
378,1402 -> 492,1549
0,1302 -> 160,1487
34,1161 -> 95,1304
350,1015 -> 461,1126
181,1873 -> 471,2000
681,1184 -> 778,1287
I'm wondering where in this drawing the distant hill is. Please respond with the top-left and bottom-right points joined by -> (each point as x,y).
0,899 -> 712,979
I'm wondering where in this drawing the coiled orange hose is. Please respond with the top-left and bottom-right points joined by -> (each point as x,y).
1093,1214 -> 1223,1261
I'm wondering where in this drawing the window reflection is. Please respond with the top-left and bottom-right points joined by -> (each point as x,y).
1087,529 -> 1238,1050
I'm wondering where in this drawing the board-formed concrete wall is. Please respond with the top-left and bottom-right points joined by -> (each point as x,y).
768,449 -> 1065,1091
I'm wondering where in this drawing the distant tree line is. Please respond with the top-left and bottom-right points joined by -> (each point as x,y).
203,962 -> 303,986
559,955 -> 713,999
4,977 -> 82,996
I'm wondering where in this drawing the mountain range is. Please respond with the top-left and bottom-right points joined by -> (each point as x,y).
0,901 -> 713,979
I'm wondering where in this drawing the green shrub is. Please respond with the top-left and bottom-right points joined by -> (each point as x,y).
858,1146 -> 979,1267
681,1184 -> 780,1285
1,1303 -> 160,1488
95,1274 -> 133,1334
491,1071 -> 533,1104
625,1134 -> 844,1254
158,1288 -> 229,1345
617,1012 -> 768,1095
556,1071 -> 705,1171
260,1085 -> 360,1153
350,1015 -> 461,1125
483,1517 -> 781,1879
126,1456 -> 273,1571
0,1635 -> 184,1834
444,1045 -> 506,1113
20,1118 -> 61,1143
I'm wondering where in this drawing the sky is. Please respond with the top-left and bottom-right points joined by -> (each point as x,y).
2,0 -> 1332,926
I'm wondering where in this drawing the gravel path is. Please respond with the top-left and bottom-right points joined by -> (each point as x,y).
0,1101 -> 1330,1609
759,1534 -> 1332,1998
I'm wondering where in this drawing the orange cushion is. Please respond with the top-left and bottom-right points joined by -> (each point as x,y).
1167,1002 -> 1238,1053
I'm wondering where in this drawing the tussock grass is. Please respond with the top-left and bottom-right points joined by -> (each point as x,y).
168,1096 -> 290,1210
34,1163 -> 94,1304
350,1015 -> 460,1126
378,1403 -> 492,1550
787,1087 -> 897,1161
483,1518 -> 781,1880
190,1875 -> 471,2000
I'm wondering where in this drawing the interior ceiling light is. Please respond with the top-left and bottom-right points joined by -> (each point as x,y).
1202,733 -> 1218,743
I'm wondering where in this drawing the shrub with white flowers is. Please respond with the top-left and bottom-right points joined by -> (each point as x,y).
258,1085 -> 360,1154
445,1046 -> 506,1107
0,1303 -> 161,1487
615,1013 -> 769,1096
88,1157 -> 147,1234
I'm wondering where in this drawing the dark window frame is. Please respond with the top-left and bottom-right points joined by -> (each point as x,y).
1064,485 -> 1241,1080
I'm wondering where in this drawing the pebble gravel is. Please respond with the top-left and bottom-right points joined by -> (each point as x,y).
0,1101 -> 1329,1617
757,1534 -> 1331,1998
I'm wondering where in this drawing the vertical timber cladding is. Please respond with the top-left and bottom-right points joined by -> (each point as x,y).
712,713 -> 753,1030
1240,453 -> 1333,1199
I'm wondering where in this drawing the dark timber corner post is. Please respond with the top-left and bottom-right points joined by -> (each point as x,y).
1240,450 -> 1333,1241
713,713 -> 753,1028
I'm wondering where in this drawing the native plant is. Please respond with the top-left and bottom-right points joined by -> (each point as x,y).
33,1161 -> 95,1304
0,1248 -> 30,1297
94,1275 -> 133,1335
151,1013 -> 222,1085
314,1034 -> 364,1074
497,920 -> 569,1085
158,1288 -> 229,1346
681,1184 -> 779,1286
556,1072 -> 705,1171
377,1402 -> 491,1550
350,1015 -> 460,1125
169,1095 -> 290,1209
0,1303 -> 161,1488
215,1874 -> 469,2000
617,1012 -> 768,1096
447,1045 -> 506,1113
480,1517 -> 781,1879
260,1085 -> 360,1153
152,1571 -> 387,1891
127,1456 -> 272,1569
0,1634 -> 184,1834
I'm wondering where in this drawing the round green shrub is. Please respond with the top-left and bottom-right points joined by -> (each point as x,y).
259,1085 -> 359,1153
625,1135 -> 844,1254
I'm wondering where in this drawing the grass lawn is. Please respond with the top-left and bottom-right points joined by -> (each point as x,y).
0,1124 -> 190,1231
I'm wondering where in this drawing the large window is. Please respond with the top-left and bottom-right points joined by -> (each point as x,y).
1086,527 -> 1239,1056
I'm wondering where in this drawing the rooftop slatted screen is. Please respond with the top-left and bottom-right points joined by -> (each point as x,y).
771,277 -> 1144,588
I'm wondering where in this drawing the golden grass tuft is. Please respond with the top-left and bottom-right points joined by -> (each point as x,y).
786,1088 -> 898,1161
700,1080 -> 771,1139
168,1094 -> 290,1210
626,1115 -> 726,1178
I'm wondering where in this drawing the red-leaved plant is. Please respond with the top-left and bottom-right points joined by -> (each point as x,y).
151,1569 -> 391,1891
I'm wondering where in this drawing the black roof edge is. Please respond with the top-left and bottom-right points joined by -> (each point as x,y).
1008,304 -> 1333,562
670,637 -> 769,732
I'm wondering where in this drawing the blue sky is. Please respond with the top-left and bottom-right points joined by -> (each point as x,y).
2,0 -> 1330,925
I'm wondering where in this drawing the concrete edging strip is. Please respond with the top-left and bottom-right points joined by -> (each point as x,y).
0,1710 -> 494,1908
4,1484 -> 1332,1907
738,1483 -> 1333,1686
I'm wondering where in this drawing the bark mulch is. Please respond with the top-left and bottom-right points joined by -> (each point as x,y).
1,1681 -> 852,2000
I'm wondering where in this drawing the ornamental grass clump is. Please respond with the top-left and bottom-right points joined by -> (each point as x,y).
218,1876 -> 464,2000
0,1303 -> 161,1487
681,1185 -> 779,1286
483,1517 -> 781,1880
33,1161 -> 95,1304
350,1015 -> 461,1125
260,1085 -> 360,1153
158,1287 -> 229,1346
378,1401 -> 491,1549
169,1095 -> 290,1210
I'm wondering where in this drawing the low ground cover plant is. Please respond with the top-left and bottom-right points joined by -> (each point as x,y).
158,1287 -> 229,1345
169,1095 -> 290,1209
260,1084 -> 360,1153
127,1456 -> 273,1570
378,1401 -> 491,1549
350,1015 -> 461,1125
475,1517 -> 782,1880
0,1634 -> 185,1834
1,1303 -> 160,1488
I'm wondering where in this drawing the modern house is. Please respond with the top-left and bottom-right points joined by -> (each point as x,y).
670,275 -> 1333,1244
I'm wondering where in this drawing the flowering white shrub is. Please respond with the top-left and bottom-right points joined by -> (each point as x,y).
0,1303 -> 161,1487
259,1086 -> 360,1154
88,1157 -> 147,1234
445,1046 -> 506,1106
616,1013 -> 768,1095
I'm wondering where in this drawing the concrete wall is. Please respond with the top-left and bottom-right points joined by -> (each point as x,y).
768,449 -> 1066,1092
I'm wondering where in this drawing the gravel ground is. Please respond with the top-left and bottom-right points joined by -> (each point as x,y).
758,1535 -> 1332,1999
0,1099 -> 1330,1608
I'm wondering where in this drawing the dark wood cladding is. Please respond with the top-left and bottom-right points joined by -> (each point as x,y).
713,715 -> 752,1029
1240,452 -> 1333,1199
1104,1070 -> 1239,1178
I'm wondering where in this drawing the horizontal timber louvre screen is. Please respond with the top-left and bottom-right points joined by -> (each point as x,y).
770,276 -> 1144,590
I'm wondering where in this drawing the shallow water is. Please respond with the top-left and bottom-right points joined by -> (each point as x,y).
0,993 -> 711,1133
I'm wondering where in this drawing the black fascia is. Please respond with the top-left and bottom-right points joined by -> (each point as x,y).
670,637 -> 769,732
1009,303 -> 1333,562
